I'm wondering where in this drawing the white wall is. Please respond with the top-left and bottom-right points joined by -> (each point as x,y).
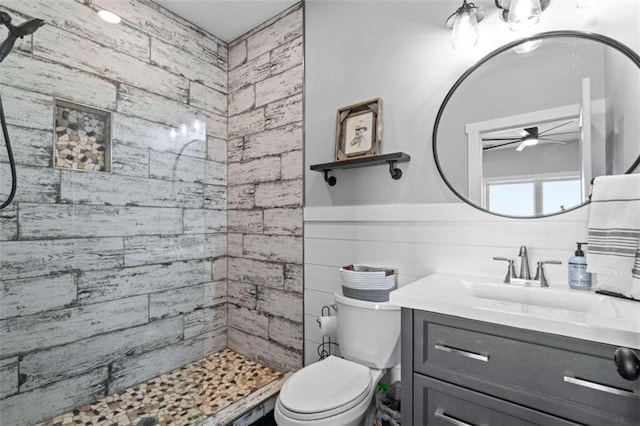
303,0 -> 640,366
303,205 -> 588,369
305,0 -> 640,207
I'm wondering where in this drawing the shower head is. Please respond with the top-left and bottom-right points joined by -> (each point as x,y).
0,11 -> 45,63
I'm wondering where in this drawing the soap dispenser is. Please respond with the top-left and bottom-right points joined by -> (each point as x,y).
568,242 -> 591,290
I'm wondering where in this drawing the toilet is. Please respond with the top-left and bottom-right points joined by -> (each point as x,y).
274,292 -> 401,426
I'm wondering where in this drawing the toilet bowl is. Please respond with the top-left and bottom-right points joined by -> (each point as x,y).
274,356 -> 384,426
275,292 -> 401,425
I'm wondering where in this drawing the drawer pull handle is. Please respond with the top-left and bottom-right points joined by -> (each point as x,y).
434,408 -> 477,426
564,375 -> 640,399
435,343 -> 489,362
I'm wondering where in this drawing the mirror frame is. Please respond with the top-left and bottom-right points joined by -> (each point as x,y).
433,31 -> 640,219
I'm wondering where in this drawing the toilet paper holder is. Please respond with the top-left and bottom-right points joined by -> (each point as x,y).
316,304 -> 339,360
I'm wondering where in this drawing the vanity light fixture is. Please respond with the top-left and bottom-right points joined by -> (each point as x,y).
447,0 -> 551,50
495,0 -> 551,31
446,0 -> 485,50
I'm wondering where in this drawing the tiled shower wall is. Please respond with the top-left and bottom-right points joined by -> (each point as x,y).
226,3 -> 305,373
0,0 -> 228,424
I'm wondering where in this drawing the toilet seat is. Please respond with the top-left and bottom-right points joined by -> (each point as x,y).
278,356 -> 373,421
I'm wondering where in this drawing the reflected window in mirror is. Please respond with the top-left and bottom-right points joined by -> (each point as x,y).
485,177 -> 582,216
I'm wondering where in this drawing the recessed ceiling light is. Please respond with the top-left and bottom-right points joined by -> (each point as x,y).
98,10 -> 121,24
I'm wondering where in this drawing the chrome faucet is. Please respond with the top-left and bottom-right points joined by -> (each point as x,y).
518,246 -> 531,279
493,247 -> 561,286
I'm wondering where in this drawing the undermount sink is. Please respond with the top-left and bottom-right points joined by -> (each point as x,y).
462,280 -> 606,312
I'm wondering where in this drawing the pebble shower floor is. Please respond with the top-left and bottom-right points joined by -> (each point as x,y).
35,349 -> 283,426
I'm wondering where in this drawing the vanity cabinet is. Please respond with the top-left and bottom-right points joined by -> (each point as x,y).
401,309 -> 640,426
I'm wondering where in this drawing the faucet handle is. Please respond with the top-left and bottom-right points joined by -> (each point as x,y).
493,257 -> 517,284
534,260 -> 562,287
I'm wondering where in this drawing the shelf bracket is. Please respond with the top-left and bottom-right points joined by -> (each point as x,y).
323,170 -> 337,186
388,160 -> 403,180
310,152 -> 409,186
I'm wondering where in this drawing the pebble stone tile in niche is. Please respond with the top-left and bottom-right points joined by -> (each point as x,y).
34,349 -> 283,426
54,100 -> 110,172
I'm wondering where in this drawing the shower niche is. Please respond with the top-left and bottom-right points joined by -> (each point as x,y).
54,99 -> 111,172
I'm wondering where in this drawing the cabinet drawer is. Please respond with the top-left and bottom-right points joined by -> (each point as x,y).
414,374 -> 578,426
413,311 -> 640,423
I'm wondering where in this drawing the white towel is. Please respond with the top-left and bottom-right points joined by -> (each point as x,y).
587,174 -> 640,299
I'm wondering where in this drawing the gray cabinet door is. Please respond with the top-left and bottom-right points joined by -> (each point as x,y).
414,374 -> 579,426
411,310 -> 640,425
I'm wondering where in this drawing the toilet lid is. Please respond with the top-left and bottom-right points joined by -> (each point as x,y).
279,356 -> 372,415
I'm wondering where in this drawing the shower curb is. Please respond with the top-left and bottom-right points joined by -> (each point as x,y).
199,372 -> 292,426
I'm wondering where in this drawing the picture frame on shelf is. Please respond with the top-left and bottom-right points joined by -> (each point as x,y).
334,98 -> 381,161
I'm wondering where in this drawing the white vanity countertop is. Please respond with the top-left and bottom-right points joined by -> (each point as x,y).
389,273 -> 640,348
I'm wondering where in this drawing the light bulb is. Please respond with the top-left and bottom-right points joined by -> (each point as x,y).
181,124 -> 187,134
98,10 -> 121,24
451,8 -> 479,50
508,0 -> 542,31
516,138 -> 539,151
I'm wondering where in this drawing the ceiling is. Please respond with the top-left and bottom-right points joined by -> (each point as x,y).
154,0 -> 299,42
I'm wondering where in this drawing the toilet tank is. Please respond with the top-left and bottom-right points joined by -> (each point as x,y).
334,292 -> 401,369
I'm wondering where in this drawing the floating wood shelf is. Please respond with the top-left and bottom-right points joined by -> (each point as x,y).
310,152 -> 410,186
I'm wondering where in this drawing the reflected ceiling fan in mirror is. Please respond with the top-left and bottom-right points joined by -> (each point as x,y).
481,118 -> 580,152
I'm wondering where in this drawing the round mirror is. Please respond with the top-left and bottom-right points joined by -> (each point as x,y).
433,31 -> 640,218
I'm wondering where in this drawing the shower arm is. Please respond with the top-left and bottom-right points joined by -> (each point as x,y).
0,12 -> 10,25
0,12 -> 15,33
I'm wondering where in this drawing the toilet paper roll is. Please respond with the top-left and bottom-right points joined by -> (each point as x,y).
318,316 -> 338,338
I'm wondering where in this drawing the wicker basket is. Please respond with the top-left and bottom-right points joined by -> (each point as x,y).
339,264 -> 397,302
